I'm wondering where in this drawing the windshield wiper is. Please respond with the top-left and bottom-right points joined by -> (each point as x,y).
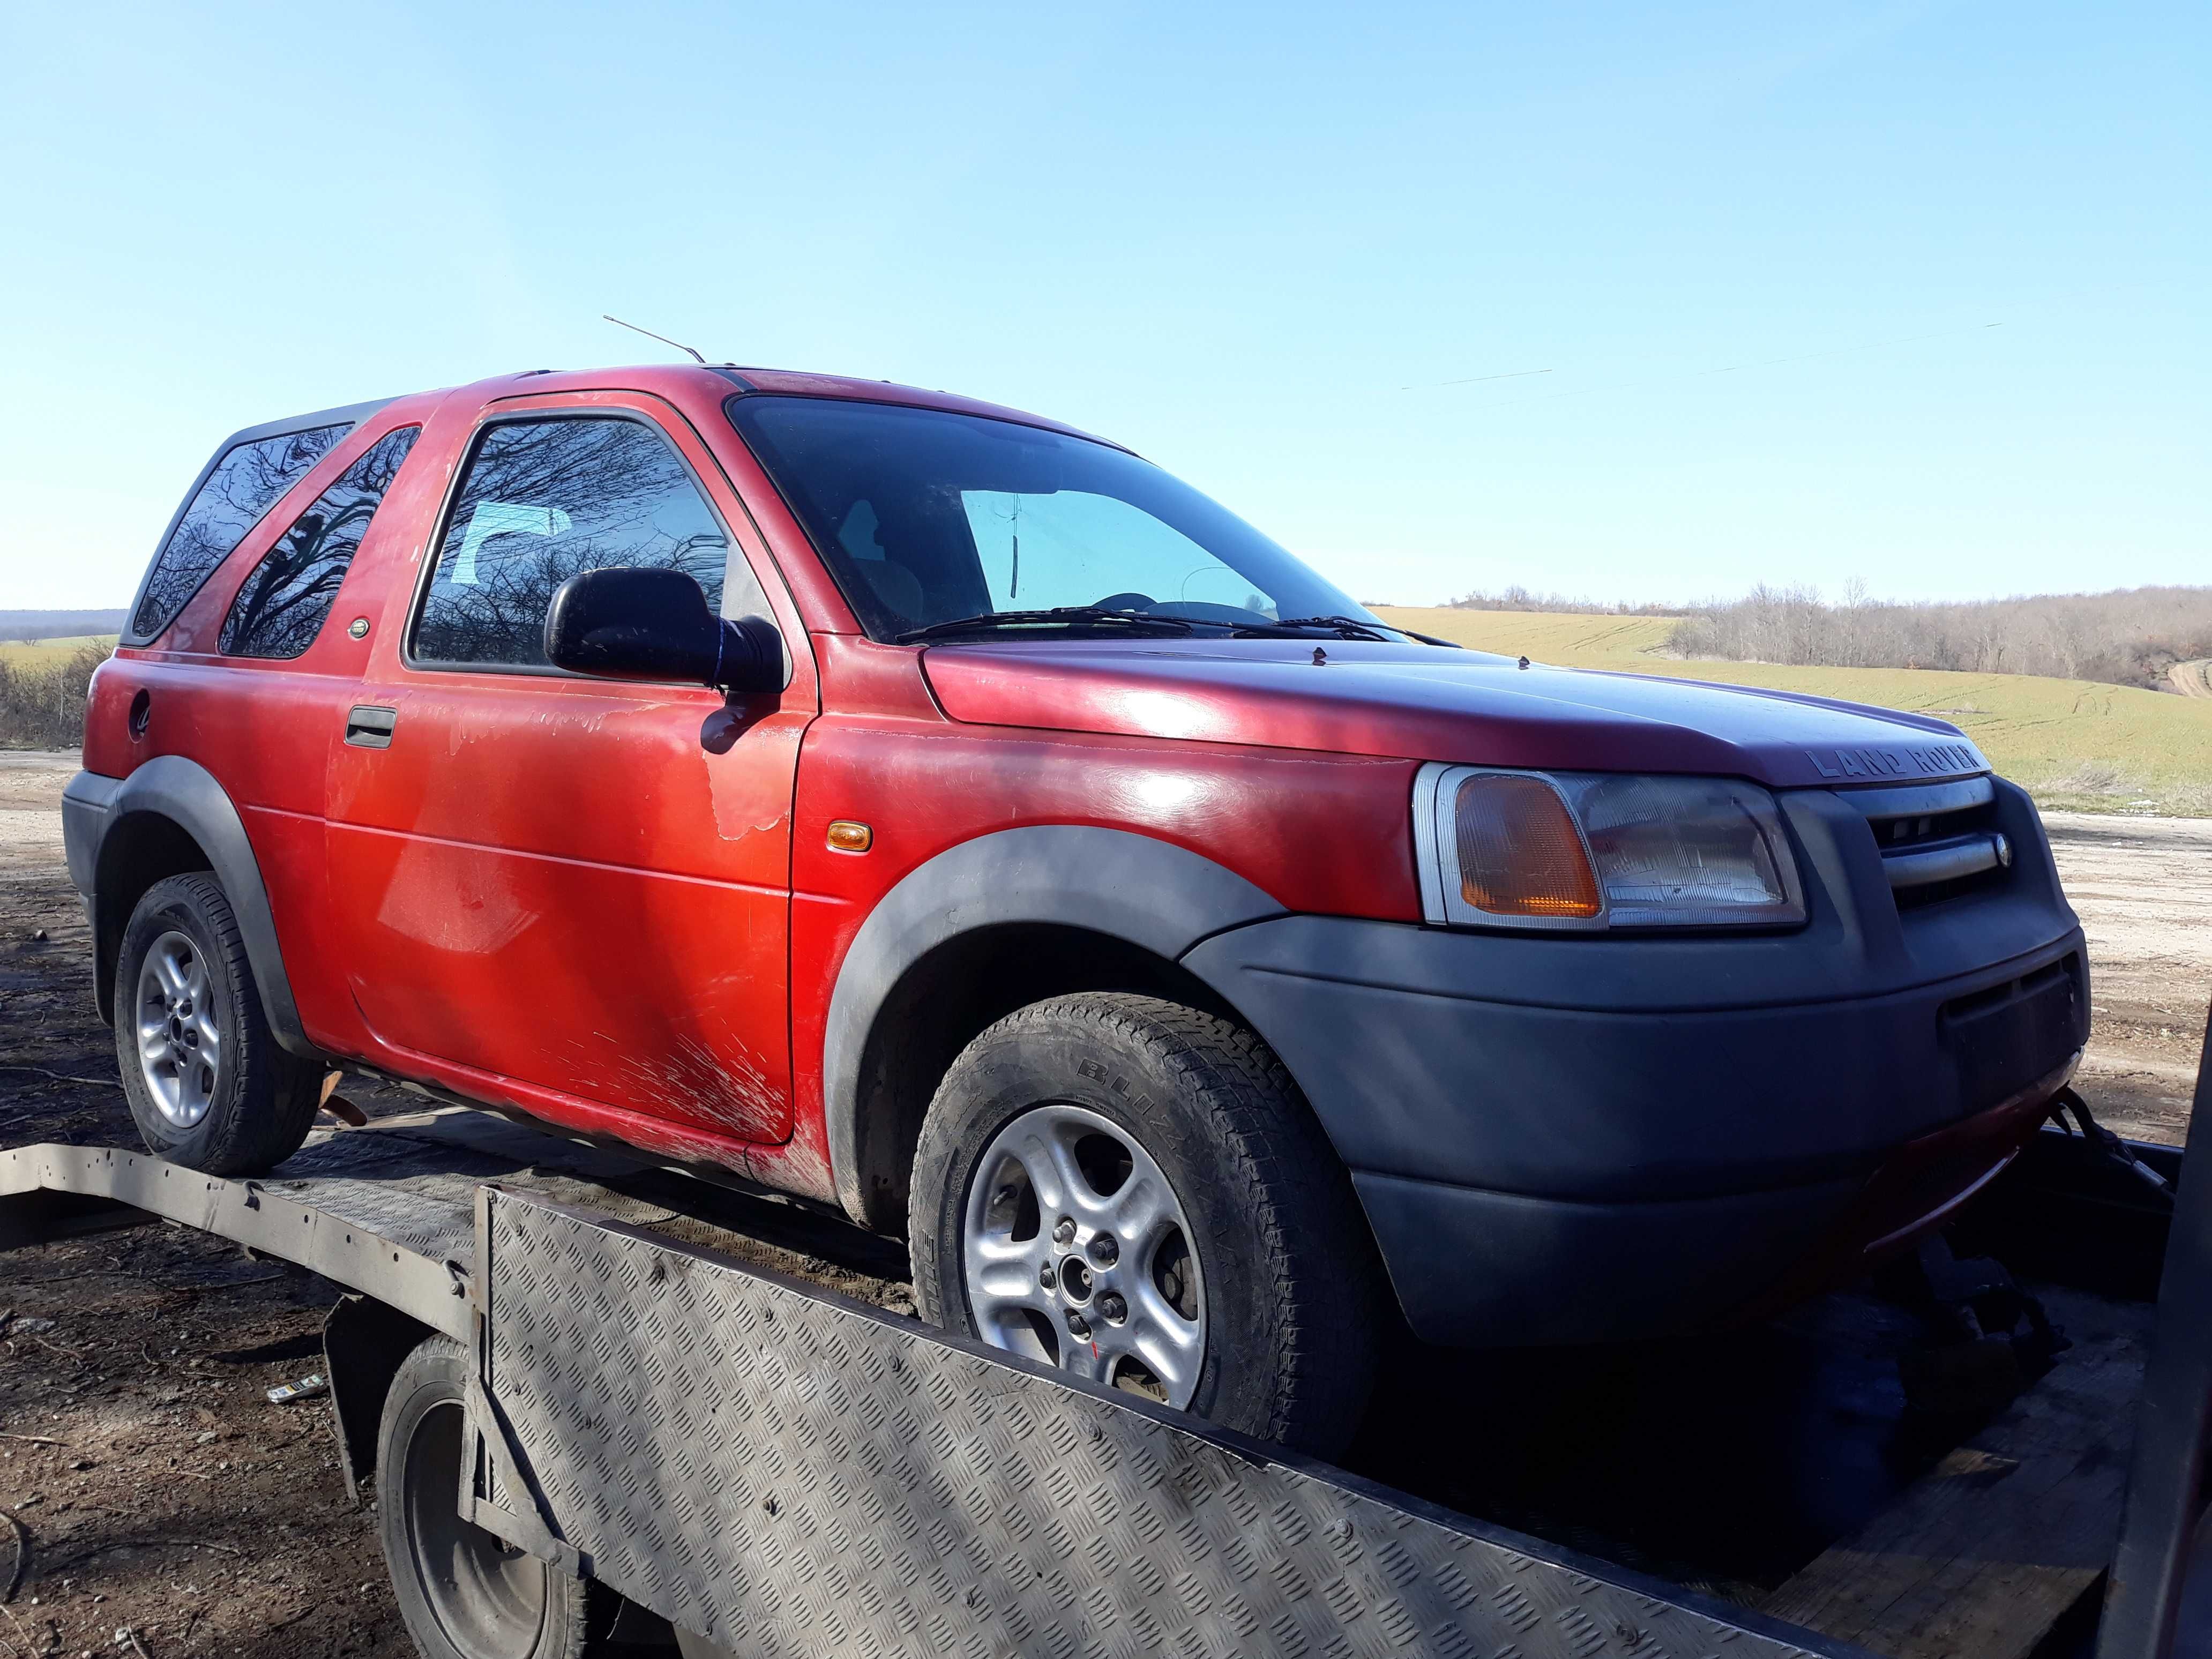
1235,614 -> 1395,642
1236,615 -> 1462,646
896,606 -> 1197,645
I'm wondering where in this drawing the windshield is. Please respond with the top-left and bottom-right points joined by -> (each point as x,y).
725,395 -> 1378,641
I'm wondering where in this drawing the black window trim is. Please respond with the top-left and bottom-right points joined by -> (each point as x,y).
121,398 -> 397,649
218,423 -> 426,663
400,405 -> 786,685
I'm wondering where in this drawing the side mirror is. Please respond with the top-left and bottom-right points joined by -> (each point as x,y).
544,567 -> 781,694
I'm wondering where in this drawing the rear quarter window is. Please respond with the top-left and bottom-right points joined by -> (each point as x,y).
220,427 -> 422,659
131,424 -> 352,641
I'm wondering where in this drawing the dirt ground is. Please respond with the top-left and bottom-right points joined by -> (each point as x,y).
0,749 -> 2204,1657
0,753 -> 418,1658
2042,810 -> 2212,1143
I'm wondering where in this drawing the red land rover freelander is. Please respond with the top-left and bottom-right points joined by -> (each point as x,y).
64,364 -> 2087,1453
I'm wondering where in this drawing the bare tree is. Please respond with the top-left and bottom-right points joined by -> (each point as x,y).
1667,585 -> 2212,691
1446,586 -> 1675,615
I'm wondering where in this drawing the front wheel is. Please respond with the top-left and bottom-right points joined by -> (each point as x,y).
908,993 -> 1381,1457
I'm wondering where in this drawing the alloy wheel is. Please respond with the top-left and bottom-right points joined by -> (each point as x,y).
961,1102 -> 1205,1407
134,930 -> 221,1129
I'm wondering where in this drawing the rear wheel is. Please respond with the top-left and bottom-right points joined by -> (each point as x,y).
378,1336 -> 596,1659
908,993 -> 1381,1456
113,872 -> 319,1174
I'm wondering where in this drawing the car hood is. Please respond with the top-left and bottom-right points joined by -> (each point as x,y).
919,640 -> 1990,790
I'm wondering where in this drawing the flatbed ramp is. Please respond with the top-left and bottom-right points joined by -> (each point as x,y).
0,1111 -> 2187,1659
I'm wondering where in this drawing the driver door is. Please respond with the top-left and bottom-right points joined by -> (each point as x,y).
324,390 -> 813,1147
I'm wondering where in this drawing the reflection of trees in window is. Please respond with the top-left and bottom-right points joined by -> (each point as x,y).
412,417 -> 729,667
132,424 -> 350,638
220,428 -> 422,659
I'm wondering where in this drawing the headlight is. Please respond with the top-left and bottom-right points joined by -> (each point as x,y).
1413,764 -> 1806,931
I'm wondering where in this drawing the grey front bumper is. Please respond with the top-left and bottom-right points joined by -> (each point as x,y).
1179,779 -> 2087,1345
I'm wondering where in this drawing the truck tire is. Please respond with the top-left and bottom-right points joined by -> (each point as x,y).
908,992 -> 1380,1458
113,872 -> 319,1175
378,1335 -> 597,1659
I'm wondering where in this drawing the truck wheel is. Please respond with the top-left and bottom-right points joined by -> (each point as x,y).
113,872 -> 318,1175
378,1336 -> 595,1659
908,992 -> 1380,1456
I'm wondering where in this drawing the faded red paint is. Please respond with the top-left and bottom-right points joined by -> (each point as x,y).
83,362 -> 1991,1209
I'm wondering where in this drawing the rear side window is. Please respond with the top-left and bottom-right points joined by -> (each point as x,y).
220,427 -> 421,659
131,424 -> 352,639
410,416 -> 731,668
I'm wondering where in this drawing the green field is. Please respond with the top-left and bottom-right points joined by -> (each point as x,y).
0,635 -> 115,667
1376,607 -> 2212,817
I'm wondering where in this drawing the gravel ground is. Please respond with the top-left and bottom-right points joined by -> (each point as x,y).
0,749 -> 2203,1656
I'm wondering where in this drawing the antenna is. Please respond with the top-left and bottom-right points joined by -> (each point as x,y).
602,314 -> 708,365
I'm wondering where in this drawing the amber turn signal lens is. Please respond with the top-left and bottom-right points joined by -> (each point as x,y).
826,820 -> 873,854
1454,775 -> 1602,918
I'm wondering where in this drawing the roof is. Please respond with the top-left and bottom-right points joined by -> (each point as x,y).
728,366 -> 1120,448
464,363 -> 1126,451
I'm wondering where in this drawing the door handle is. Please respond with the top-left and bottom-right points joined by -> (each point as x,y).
345,706 -> 397,749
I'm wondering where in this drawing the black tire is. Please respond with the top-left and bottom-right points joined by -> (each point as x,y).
113,872 -> 319,1175
908,992 -> 1381,1456
378,1336 -> 596,1659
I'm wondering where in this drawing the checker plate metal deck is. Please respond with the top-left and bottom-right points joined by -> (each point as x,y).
483,1187 -> 1856,1659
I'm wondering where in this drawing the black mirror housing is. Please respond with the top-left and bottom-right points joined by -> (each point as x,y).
715,614 -> 784,695
544,567 -> 781,694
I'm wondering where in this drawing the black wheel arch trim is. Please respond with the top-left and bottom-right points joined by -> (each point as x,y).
68,757 -> 313,1057
820,825 -> 1288,1227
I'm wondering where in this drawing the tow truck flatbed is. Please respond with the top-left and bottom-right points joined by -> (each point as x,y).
5,1035 -> 2209,1659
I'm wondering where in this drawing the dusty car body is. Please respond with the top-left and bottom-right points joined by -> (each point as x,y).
62,363 -> 2087,1446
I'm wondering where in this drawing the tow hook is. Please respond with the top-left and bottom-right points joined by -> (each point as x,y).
2049,1087 -> 2172,1200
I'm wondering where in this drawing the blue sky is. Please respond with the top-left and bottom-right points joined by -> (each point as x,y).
0,2 -> 2202,612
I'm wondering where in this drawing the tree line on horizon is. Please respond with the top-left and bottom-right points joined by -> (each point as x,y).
0,608 -> 128,642
1444,583 -> 2212,694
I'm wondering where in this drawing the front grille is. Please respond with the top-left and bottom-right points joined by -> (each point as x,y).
1837,775 -> 2009,909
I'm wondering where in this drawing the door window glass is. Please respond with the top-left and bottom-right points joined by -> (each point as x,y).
220,428 -> 421,659
412,416 -> 730,668
131,423 -> 352,639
